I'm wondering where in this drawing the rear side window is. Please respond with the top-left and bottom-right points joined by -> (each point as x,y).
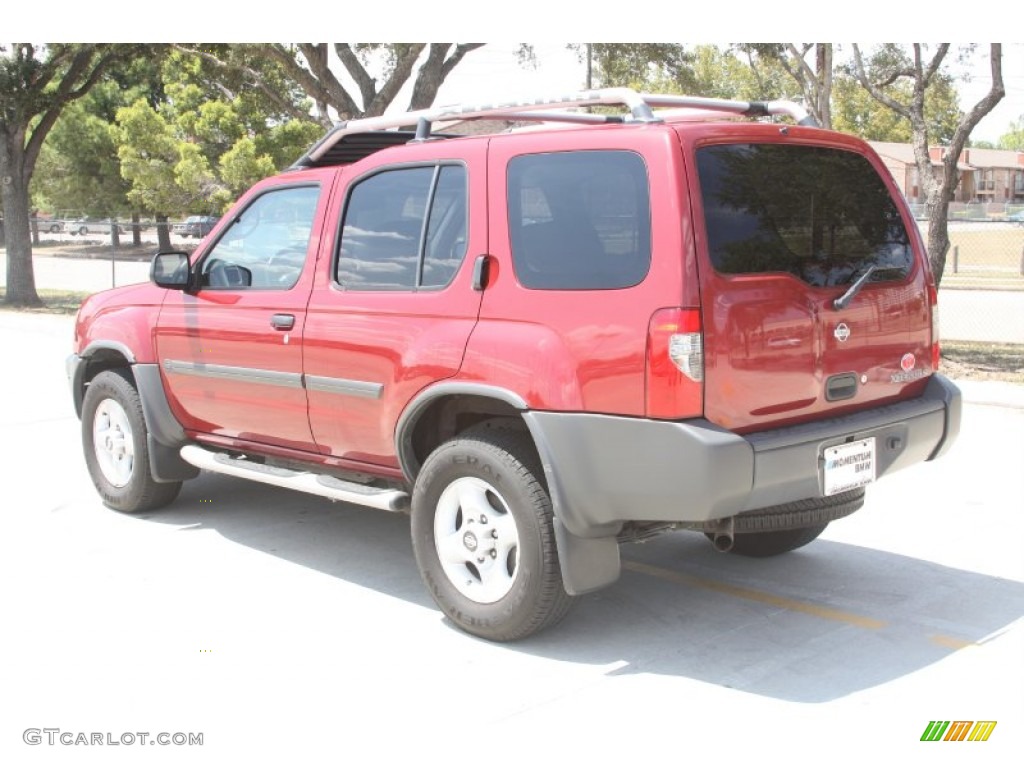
696,144 -> 912,287
508,151 -> 651,290
337,164 -> 467,291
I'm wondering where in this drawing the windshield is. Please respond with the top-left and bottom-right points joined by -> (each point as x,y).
696,143 -> 913,287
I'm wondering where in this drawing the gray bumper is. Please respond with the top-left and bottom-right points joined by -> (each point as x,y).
526,375 -> 961,540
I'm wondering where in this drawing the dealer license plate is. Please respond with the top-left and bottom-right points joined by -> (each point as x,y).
823,438 -> 876,496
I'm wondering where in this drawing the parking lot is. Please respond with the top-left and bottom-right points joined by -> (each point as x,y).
1,311 -> 1022,767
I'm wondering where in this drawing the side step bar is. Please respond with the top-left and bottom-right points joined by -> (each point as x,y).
179,445 -> 410,512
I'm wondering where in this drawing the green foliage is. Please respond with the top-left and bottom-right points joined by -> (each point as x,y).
30,82 -> 133,216
115,99 -> 191,213
114,49 -> 325,216
573,44 -> 696,92
691,46 -> 793,101
996,117 -> 1024,151
220,138 -> 277,193
832,71 -> 962,143
255,120 -> 324,170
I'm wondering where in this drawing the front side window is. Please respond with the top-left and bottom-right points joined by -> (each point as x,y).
199,185 -> 320,290
696,144 -> 913,287
507,150 -> 651,290
337,165 -> 468,291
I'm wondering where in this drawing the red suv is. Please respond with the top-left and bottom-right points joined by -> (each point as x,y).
68,89 -> 960,641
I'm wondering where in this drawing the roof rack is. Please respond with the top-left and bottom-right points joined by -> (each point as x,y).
290,88 -> 818,169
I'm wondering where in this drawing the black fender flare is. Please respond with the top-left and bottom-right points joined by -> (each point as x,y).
395,381 -> 621,595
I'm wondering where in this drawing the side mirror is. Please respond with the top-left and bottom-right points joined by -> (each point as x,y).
151,251 -> 191,289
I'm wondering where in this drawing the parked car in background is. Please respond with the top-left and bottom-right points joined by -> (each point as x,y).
175,215 -> 219,238
67,217 -> 126,236
37,217 -> 64,233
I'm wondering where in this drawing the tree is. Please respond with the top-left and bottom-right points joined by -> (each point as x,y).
178,44 -> 485,125
831,70 -> 961,144
737,44 -> 834,128
1,44 -> 126,306
572,44 -> 696,92
996,116 -> 1024,151
115,50 -> 323,250
31,82 -> 133,232
852,44 -> 1004,284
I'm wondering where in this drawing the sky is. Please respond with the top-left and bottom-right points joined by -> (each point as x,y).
429,43 -> 1023,145
6,2 -> 1023,145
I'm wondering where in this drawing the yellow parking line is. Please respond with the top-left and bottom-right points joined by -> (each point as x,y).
622,560 -> 887,630
928,634 -> 975,650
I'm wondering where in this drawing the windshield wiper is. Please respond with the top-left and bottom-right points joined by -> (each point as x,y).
832,265 -> 876,311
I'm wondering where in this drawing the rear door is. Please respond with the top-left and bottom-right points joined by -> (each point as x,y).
303,140 -> 486,469
687,132 -> 932,433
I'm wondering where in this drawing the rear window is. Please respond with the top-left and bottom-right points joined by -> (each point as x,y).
696,143 -> 913,287
508,150 -> 651,290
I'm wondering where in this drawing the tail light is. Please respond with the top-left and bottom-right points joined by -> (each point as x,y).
646,307 -> 703,419
928,282 -> 940,370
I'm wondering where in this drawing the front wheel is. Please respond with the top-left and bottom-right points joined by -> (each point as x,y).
81,370 -> 181,513
411,427 -> 573,641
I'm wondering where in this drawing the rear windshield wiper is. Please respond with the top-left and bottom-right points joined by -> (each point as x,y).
832,265 -> 876,311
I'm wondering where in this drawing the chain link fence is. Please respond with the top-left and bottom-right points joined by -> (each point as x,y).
918,218 -> 1024,346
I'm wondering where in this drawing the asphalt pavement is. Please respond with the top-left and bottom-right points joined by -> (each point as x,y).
0,310 -> 1021,767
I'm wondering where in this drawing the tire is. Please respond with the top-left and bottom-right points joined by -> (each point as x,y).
411,427 -> 574,641
49,223 -> 61,233
78,226 -> 88,236
714,524 -> 829,558
81,369 -> 182,513
706,488 -> 864,557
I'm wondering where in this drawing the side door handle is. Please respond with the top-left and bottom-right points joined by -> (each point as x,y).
271,313 -> 295,331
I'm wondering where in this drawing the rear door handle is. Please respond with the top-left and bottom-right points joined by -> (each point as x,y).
271,313 -> 295,331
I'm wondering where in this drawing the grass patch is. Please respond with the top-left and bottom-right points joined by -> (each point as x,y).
941,341 -> 1024,384
0,288 -> 90,315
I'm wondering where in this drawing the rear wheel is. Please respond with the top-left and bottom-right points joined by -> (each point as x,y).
82,370 -> 181,513
411,427 -> 573,641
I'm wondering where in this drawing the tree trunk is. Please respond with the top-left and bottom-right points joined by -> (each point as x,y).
30,211 -> 41,246
131,212 -> 142,247
156,213 -> 172,252
1,135 -> 41,306
926,206 -> 952,285
815,44 -> 832,130
109,217 -> 121,249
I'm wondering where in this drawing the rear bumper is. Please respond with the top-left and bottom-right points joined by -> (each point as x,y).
525,374 -> 961,539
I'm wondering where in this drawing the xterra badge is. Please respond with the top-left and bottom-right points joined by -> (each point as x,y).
891,352 -> 925,383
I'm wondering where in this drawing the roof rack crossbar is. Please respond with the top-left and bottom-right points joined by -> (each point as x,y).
638,94 -> 818,127
291,88 -> 818,168
450,110 -> 626,126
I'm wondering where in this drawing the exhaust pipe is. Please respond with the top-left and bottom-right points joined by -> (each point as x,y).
705,518 -> 735,553
712,533 -> 734,553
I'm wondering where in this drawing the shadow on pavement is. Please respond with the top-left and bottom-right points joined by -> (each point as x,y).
135,471 -> 1024,704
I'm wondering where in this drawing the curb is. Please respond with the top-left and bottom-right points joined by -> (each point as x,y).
954,379 -> 1024,410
